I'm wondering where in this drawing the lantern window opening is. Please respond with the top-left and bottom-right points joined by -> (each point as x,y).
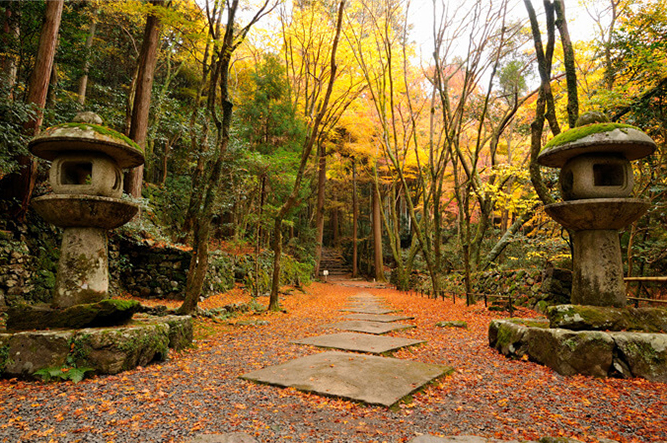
61,161 -> 93,186
593,163 -> 625,187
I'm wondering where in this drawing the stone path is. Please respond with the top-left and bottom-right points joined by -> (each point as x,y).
345,313 -> 414,322
293,331 -> 424,354
241,291 -> 449,407
194,289 -> 624,443
323,319 -> 415,334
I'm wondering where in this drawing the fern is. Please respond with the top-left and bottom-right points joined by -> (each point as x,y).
33,366 -> 94,383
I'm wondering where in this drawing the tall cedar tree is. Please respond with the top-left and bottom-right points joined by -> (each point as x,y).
125,0 -> 164,198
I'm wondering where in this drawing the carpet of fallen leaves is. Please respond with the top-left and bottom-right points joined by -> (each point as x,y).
1,281 -> 666,443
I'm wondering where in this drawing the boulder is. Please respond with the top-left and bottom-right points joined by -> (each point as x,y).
548,304 -> 667,332
436,321 -> 468,329
75,322 -> 169,374
524,328 -> 614,377
1,315 -> 190,379
6,299 -> 140,331
1,330 -> 74,376
489,320 -> 528,356
611,332 -> 667,382
163,315 -> 193,351
490,320 -> 615,377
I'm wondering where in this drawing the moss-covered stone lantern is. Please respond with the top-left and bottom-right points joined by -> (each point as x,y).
29,112 -> 144,308
537,116 -> 656,307
0,114 -> 194,380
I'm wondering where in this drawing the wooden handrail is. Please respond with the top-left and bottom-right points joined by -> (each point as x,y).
627,296 -> 667,304
624,277 -> 667,282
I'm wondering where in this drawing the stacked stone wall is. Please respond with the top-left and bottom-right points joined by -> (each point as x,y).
1,221 -> 309,305
411,267 -> 572,311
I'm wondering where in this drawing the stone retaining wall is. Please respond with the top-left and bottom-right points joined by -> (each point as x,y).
0,218 -> 61,307
1,222 -> 310,306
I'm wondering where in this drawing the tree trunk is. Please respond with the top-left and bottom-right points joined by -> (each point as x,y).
2,0 -> 63,220
554,0 -> 578,128
524,0 -> 560,137
25,0 -> 63,128
0,3 -> 20,98
313,141 -> 327,277
125,0 -> 163,198
179,2 -> 235,315
525,0 -> 557,206
352,161 -> 358,278
181,34 -> 215,242
47,59 -> 58,108
77,8 -> 98,105
255,175 -> 266,297
603,1 -> 620,90
268,218 -> 283,311
372,184 -> 386,282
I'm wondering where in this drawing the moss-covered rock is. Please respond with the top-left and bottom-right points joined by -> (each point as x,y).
490,319 -> 615,377
491,317 -> 667,381
611,332 -> 667,382
488,320 -> 528,356
524,328 -> 614,377
1,330 -> 74,376
508,318 -> 550,328
6,299 -> 140,331
161,315 -> 193,351
1,315 -> 189,379
547,304 -> 667,332
75,322 -> 169,374
435,321 -> 468,329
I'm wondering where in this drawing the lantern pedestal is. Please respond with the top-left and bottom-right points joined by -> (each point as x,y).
544,198 -> 650,307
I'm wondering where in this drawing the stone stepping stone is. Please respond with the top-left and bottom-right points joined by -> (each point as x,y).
346,313 -> 414,323
344,303 -> 389,309
349,292 -> 376,299
408,436 -> 578,443
323,320 -> 415,334
293,332 -> 424,354
241,351 -> 450,407
409,437 -> 507,443
188,434 -> 257,443
341,307 -> 397,315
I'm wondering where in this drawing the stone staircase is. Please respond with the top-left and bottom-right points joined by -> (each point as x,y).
319,248 -> 352,277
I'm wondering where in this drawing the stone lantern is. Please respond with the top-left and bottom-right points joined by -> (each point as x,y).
29,112 -> 144,308
537,116 -> 656,307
